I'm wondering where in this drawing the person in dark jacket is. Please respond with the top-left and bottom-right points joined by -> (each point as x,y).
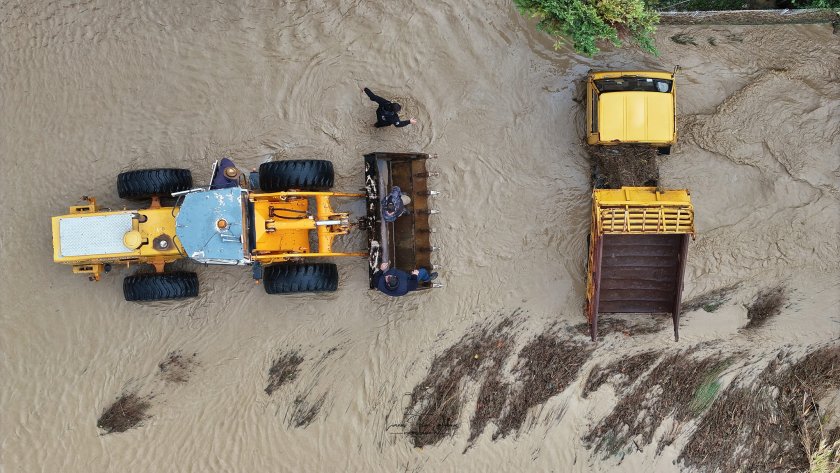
382,185 -> 411,222
372,262 -> 436,297
364,87 -> 417,128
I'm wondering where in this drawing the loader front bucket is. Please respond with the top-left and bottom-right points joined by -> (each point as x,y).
364,152 -> 435,289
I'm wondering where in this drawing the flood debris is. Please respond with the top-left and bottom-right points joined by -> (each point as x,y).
288,393 -> 326,428
585,350 -> 730,457
97,392 -> 153,434
744,286 -> 787,329
681,283 -> 740,314
582,350 -> 662,398
468,371 -> 510,445
679,345 -> 840,472
588,145 -> 660,189
670,33 -> 698,46
492,333 -> 593,440
404,318 -> 516,448
265,351 -> 304,396
158,350 -> 198,383
407,318 -> 597,449
570,316 -> 664,338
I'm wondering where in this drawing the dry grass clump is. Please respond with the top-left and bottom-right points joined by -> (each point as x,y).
585,350 -> 730,456
158,350 -> 198,383
406,319 -> 599,449
492,334 -> 593,440
468,371 -> 510,445
588,145 -> 660,189
97,392 -> 153,434
288,394 -> 326,428
405,318 -> 516,448
810,439 -> 840,473
679,345 -> 840,472
570,316 -> 665,338
670,33 -> 698,45
681,283 -> 740,314
583,350 -> 662,398
265,351 -> 304,396
745,286 -> 787,329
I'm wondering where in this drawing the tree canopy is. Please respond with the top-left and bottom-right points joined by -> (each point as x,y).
513,0 -> 660,56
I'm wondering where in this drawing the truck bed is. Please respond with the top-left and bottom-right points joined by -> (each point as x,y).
586,188 -> 694,341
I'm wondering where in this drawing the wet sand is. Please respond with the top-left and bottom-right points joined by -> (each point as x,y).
1,1 -> 838,471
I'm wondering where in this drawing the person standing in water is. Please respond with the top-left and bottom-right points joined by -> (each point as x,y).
364,87 -> 417,128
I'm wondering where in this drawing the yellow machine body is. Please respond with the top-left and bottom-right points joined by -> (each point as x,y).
51,198 -> 183,280
249,191 -> 367,264
586,71 -> 677,147
51,190 -> 368,280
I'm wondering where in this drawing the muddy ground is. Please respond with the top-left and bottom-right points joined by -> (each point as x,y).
1,1 -> 838,471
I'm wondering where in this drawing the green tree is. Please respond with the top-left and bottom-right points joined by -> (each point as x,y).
513,0 -> 660,56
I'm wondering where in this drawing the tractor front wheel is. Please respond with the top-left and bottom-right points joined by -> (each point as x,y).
258,160 -> 334,192
263,263 -> 338,294
117,168 -> 193,200
123,272 -> 199,301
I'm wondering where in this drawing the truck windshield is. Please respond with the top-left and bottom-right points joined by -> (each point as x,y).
594,77 -> 672,93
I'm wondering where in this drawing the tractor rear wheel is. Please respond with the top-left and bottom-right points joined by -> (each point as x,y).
258,160 -> 334,192
263,263 -> 338,294
117,168 -> 193,199
123,272 -> 199,301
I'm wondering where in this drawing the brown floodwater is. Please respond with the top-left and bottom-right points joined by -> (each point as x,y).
1,1 -> 838,471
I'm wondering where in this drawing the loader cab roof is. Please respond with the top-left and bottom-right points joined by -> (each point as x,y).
587,71 -> 676,146
598,92 -> 675,143
175,187 -> 249,265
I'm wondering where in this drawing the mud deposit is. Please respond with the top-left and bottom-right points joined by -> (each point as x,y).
1,1 -> 839,472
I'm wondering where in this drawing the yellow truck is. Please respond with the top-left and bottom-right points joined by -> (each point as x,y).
52,154 -> 438,301
584,70 -> 694,341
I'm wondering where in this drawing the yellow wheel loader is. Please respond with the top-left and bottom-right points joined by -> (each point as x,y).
51,154 -> 439,301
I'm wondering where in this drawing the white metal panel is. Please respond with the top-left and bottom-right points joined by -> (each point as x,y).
59,214 -> 135,257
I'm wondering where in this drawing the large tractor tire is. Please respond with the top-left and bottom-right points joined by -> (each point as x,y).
263,263 -> 338,294
117,168 -> 193,200
259,160 -> 334,192
123,272 -> 199,301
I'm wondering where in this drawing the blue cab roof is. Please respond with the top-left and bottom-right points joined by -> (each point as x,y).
175,187 -> 248,265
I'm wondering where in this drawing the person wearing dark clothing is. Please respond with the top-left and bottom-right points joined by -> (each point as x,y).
372,262 -> 436,297
382,185 -> 411,222
364,87 -> 417,128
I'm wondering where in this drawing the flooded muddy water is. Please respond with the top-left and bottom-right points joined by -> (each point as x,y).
1,1 -> 838,471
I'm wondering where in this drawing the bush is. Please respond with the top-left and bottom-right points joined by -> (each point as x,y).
513,0 -> 660,56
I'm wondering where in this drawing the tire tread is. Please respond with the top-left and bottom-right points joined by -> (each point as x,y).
263,263 -> 338,294
117,168 -> 193,199
258,160 -> 334,192
123,272 -> 199,301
